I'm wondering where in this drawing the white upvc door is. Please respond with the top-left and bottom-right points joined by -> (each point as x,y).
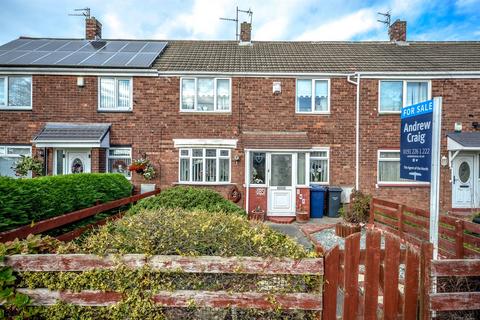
267,153 -> 295,216
452,155 -> 475,208
66,150 -> 91,174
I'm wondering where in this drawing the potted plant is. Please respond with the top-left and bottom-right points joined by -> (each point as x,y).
296,210 -> 309,223
249,206 -> 265,221
128,157 -> 157,193
335,190 -> 371,238
13,155 -> 43,177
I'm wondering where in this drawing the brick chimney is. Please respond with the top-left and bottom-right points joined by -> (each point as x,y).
240,22 -> 251,43
389,19 -> 406,42
86,17 -> 102,40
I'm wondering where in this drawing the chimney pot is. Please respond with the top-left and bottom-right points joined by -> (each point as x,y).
86,17 -> 102,40
240,22 -> 251,43
389,19 -> 407,42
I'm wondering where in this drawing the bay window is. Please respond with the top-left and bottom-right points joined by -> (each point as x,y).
180,78 -> 231,112
0,145 -> 32,178
107,147 -> 132,178
296,79 -> 330,113
379,80 -> 430,113
99,77 -> 132,111
0,76 -> 32,109
179,148 -> 230,183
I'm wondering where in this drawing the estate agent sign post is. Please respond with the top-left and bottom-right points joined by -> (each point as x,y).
400,97 -> 442,259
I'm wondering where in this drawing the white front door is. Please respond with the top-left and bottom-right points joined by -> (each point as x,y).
452,155 -> 475,208
66,151 -> 91,174
267,153 -> 295,216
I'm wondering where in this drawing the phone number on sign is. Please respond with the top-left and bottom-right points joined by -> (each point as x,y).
402,148 -> 430,155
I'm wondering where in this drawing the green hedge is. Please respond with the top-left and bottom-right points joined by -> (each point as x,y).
0,173 -> 132,232
129,186 -> 246,216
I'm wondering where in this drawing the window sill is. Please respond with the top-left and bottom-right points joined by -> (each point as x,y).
179,110 -> 232,115
296,112 -> 330,115
377,182 -> 430,188
174,182 -> 234,186
378,111 -> 402,115
98,109 -> 133,113
0,107 -> 32,111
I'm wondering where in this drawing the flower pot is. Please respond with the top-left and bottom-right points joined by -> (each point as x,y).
140,183 -> 156,194
248,210 -> 265,221
296,211 -> 309,223
335,222 -> 361,238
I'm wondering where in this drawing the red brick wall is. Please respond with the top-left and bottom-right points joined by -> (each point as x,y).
296,187 -> 311,214
1,75 -> 479,212
246,187 -> 268,213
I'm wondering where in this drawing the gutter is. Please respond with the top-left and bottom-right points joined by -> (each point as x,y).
347,73 -> 361,191
0,67 -> 158,77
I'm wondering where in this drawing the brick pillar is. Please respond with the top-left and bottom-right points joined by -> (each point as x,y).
389,19 -> 407,42
90,148 -> 103,173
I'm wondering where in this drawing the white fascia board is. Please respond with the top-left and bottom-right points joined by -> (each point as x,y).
0,67 -> 157,77
159,70 -> 480,79
173,139 -> 238,148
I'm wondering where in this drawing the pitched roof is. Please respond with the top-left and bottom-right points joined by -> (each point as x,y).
155,40 -> 480,73
447,132 -> 480,148
33,123 -> 111,142
242,131 -> 312,149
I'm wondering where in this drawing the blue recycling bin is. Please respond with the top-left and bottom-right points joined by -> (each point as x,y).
310,185 -> 327,218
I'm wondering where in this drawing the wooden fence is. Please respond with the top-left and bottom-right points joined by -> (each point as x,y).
369,198 -> 480,258
0,189 -> 160,243
322,226 -> 423,319
0,254 -> 323,314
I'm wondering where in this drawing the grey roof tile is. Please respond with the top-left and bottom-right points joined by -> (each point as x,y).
447,132 -> 480,148
33,123 -> 111,142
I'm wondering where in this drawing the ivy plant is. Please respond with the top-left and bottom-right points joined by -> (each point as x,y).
13,156 -> 43,178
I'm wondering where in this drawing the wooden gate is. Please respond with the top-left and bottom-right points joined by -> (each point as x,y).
322,226 -> 422,319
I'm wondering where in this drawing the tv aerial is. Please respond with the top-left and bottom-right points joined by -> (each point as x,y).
69,7 -> 91,19
377,10 -> 391,28
220,6 -> 253,41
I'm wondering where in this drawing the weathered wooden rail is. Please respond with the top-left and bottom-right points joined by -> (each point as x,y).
0,189 -> 160,243
0,254 -> 324,313
369,198 -> 480,258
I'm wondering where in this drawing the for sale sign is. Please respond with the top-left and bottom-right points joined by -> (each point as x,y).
400,100 -> 433,182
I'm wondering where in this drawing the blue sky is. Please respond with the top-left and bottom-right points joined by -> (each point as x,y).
1,0 -> 479,44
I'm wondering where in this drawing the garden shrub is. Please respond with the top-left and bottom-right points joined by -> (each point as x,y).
0,173 -> 132,232
7,209 -> 319,319
340,190 -> 371,224
129,186 -> 246,216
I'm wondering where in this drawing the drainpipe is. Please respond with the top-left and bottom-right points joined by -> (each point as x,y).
245,150 -> 250,214
347,73 -> 361,190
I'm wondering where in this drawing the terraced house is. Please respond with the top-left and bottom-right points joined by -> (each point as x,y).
1,17 -> 480,217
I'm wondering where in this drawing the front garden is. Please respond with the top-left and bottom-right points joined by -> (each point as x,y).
1,183 -> 321,319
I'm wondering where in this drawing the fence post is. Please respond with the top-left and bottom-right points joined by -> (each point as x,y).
397,204 -> 404,239
369,198 -> 375,224
322,246 -> 339,320
342,232 -> 361,320
454,220 -> 464,259
419,242 -> 433,320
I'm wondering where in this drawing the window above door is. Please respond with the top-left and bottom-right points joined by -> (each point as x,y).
378,80 -> 431,114
296,79 -> 330,114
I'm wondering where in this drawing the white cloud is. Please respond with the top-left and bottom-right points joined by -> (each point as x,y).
295,8 -> 380,41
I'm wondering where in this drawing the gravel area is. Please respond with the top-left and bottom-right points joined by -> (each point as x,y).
313,227 -> 406,279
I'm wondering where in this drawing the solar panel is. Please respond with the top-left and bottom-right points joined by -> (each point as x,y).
0,38 -> 167,68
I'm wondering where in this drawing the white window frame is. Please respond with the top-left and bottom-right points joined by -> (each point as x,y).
296,152 -> 309,187
98,77 -> 133,111
0,75 -> 33,110
378,80 -> 431,114
309,148 -> 330,185
295,78 -> 331,114
106,147 -> 132,180
249,151 -> 268,187
377,149 -> 430,186
178,148 -> 231,184
179,77 -> 232,113
0,145 -> 32,177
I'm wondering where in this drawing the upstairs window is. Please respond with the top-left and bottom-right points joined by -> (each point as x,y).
379,80 -> 430,113
0,76 -> 32,109
296,79 -> 330,113
180,78 -> 231,112
99,77 -> 132,111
